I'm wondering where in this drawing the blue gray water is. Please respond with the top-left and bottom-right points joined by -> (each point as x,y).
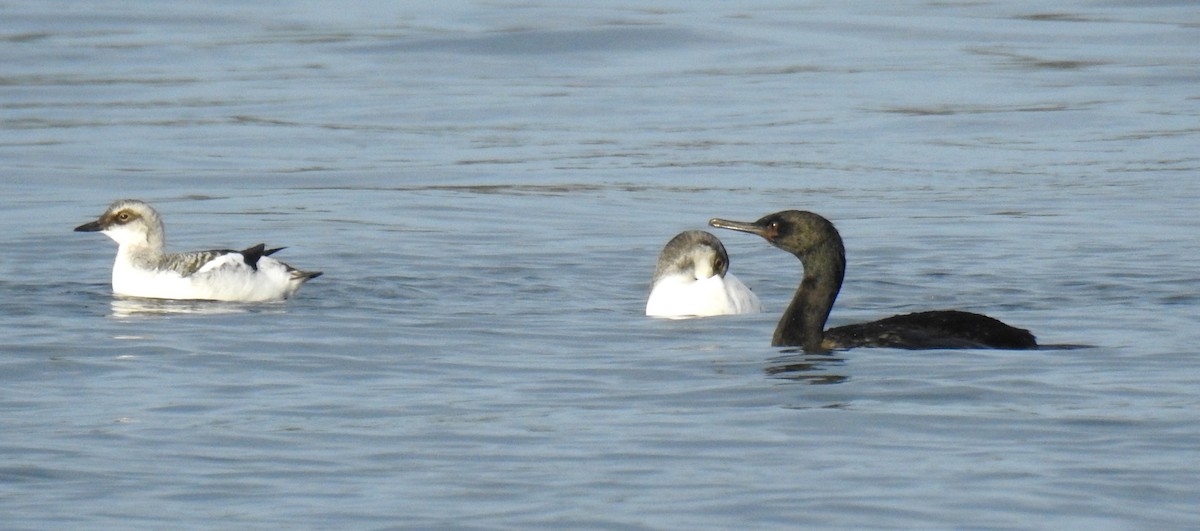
3,1 -> 1199,529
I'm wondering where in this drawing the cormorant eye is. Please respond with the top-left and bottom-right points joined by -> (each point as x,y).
762,221 -> 782,241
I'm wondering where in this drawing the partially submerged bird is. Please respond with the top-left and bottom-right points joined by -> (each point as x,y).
75,199 -> 321,302
709,210 -> 1036,352
646,230 -> 764,318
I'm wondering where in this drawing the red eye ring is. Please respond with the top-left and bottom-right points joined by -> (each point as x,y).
763,222 -> 781,241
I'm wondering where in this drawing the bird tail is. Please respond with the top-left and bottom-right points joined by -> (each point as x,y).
291,270 -> 322,282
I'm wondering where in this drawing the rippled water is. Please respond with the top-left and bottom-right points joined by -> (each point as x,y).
3,1 -> 1199,529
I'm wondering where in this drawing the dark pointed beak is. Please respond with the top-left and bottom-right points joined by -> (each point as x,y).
705,217 -> 772,240
74,220 -> 103,232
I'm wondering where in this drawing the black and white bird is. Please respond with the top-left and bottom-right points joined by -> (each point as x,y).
645,230 -> 764,318
75,199 -> 321,302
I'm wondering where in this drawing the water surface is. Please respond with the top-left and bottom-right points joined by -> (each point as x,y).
2,1 -> 1199,529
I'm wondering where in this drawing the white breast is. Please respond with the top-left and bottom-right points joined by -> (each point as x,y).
112,253 -> 305,302
646,272 -> 764,318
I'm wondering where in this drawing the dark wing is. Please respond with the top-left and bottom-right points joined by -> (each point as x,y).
826,310 -> 1037,350
238,244 -> 267,270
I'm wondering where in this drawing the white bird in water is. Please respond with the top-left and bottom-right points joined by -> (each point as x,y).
75,199 -> 321,302
645,230 -> 764,318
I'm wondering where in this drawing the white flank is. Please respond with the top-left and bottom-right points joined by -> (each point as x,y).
646,272 -> 763,318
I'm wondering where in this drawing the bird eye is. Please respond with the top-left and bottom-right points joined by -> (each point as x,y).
714,257 -> 725,271
116,212 -> 131,222
763,221 -> 781,241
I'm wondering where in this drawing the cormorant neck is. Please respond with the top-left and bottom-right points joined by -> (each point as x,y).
772,237 -> 846,352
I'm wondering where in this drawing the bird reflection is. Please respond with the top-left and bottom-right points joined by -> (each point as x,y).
108,296 -> 275,318
765,351 -> 848,384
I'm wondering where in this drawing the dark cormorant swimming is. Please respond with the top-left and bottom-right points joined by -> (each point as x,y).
710,210 -> 1037,353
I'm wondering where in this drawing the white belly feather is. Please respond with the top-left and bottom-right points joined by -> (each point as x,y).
646,272 -> 764,318
112,253 -> 305,302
